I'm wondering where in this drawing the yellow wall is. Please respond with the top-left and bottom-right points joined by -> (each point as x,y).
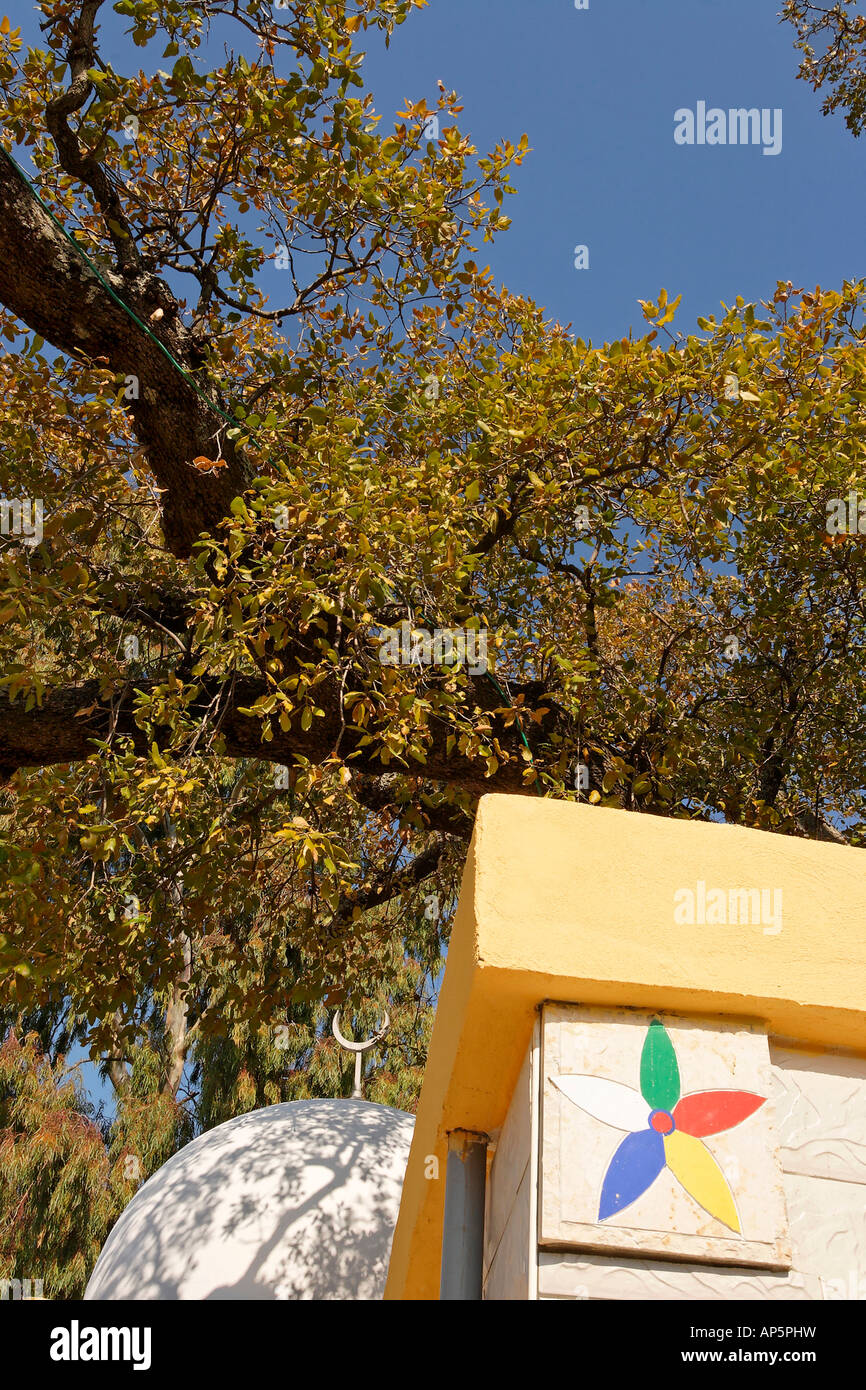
385,794 -> 866,1300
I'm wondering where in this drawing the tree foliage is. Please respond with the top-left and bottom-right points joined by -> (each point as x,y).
783,1 -> 866,135
0,1029 -> 123,1298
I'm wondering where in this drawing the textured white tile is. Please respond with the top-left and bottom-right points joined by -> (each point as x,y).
538,1250 -> 813,1301
771,1044 -> 866,1185
484,1166 -> 531,1301
785,1170 -> 866,1298
485,1042 -> 532,1274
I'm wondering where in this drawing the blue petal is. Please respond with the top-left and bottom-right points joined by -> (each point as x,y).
598,1128 -> 666,1221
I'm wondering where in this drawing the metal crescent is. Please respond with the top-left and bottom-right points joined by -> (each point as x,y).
332,1010 -> 390,1053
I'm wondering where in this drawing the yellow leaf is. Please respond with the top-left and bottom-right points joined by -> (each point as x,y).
0,18 -> 9,35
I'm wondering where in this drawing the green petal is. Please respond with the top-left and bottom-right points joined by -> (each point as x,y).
640,1019 -> 681,1109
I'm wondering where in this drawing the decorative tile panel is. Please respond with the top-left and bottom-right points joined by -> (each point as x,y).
540,1004 -> 791,1269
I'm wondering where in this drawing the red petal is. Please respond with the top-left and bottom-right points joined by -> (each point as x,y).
674,1091 -> 765,1137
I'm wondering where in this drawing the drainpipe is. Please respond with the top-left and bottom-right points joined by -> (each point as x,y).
440,1129 -> 488,1300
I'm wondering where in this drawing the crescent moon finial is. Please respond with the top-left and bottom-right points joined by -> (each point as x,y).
332,1010 -> 391,1099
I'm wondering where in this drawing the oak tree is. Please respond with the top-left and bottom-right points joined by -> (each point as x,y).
0,4 -> 864,1265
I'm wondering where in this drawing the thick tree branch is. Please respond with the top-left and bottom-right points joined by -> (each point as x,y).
789,800 -> 855,846
44,0 -> 141,274
352,773 -> 473,839
334,835 -> 449,925
0,150 -> 250,558
0,675 -> 558,796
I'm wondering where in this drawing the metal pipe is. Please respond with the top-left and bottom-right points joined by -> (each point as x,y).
440,1130 -> 488,1300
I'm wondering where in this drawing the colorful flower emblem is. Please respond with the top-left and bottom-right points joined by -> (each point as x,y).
553,1020 -> 766,1233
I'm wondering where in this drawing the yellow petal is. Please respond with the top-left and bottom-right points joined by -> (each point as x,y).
664,1130 -> 740,1233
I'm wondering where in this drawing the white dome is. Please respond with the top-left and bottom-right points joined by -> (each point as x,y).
85,1099 -> 414,1301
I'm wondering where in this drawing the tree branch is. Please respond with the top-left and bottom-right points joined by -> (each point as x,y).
0,150 -> 250,558
0,675 -> 558,796
334,835 -> 449,925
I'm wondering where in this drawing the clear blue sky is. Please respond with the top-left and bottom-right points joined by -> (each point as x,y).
359,0 -> 864,343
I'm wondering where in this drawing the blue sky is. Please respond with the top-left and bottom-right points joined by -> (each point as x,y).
359,0 -> 864,344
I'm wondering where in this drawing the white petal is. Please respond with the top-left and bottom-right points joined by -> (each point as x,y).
552,1074 -> 650,1131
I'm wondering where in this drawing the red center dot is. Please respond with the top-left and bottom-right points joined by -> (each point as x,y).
650,1110 -> 674,1134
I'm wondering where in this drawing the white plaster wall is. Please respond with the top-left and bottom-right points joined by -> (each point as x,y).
483,1026 -> 538,1299
771,1043 -> 866,1185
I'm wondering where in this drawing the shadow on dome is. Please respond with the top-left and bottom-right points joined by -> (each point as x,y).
85,1100 -> 414,1301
